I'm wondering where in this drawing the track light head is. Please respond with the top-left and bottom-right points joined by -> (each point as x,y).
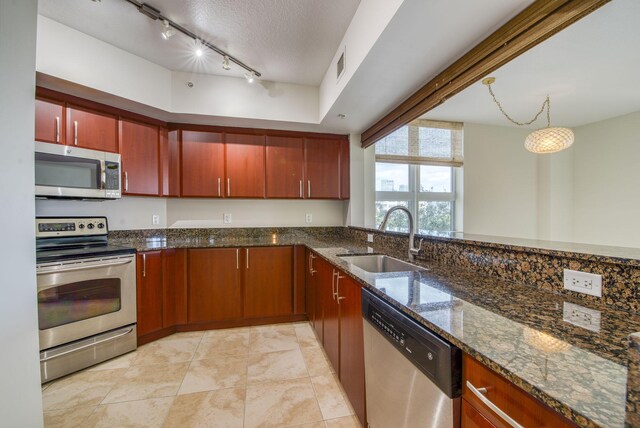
161,20 -> 175,40
194,39 -> 204,57
244,71 -> 256,84
222,56 -> 231,71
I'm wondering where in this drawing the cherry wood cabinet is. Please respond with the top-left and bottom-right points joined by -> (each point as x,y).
181,131 -> 225,197
336,273 -> 366,425
462,399 -> 496,428
340,138 -> 350,199
265,136 -> 305,198
306,251 -> 322,342
119,119 -> 160,196
162,249 -> 188,327
225,133 -> 266,198
35,98 -> 65,144
188,248 -> 243,323
243,246 -> 293,318
161,129 -> 181,197
293,245 -> 306,315
136,251 -> 164,337
304,137 -> 341,199
315,256 -> 340,372
463,354 -> 576,427
66,105 -> 118,153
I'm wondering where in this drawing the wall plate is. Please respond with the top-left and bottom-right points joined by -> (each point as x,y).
563,269 -> 602,297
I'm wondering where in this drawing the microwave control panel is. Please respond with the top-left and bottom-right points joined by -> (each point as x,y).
105,161 -> 121,198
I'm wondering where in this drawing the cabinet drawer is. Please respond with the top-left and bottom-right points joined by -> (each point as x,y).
463,354 -> 575,428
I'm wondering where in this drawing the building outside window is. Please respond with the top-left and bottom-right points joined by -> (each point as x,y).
374,119 -> 463,234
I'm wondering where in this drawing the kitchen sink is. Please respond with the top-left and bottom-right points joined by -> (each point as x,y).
339,254 -> 426,273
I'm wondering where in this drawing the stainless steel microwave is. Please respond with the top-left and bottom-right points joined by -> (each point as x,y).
35,142 -> 121,199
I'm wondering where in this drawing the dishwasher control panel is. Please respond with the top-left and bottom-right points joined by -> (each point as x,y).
369,308 -> 406,346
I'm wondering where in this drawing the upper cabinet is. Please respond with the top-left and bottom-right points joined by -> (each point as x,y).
304,137 -> 341,199
35,98 -> 65,144
340,138 -> 350,199
266,136 -> 305,198
225,133 -> 265,198
119,119 -> 160,196
161,129 -> 181,197
181,131 -> 225,197
66,105 -> 118,153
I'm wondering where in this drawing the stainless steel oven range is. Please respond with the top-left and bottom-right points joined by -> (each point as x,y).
36,217 -> 137,383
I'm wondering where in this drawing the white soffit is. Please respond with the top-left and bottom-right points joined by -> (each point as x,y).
424,0 -> 640,128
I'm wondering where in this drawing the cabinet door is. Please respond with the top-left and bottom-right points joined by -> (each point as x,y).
462,399 -> 496,428
225,133 -> 265,198
319,259 -> 340,372
66,105 -> 118,153
337,273 -> 366,425
137,251 -> 163,337
307,252 -> 322,341
293,245 -> 306,315
119,119 -> 160,196
188,248 -> 242,323
304,138 -> 341,199
162,249 -> 187,327
35,98 -> 65,144
161,129 -> 181,197
244,246 -> 293,318
181,131 -> 225,197
265,136 -> 304,198
339,138 -> 350,199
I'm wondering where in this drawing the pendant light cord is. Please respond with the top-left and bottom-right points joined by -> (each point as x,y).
486,82 -> 551,127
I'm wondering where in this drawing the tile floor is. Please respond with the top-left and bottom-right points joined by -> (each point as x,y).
41,322 -> 362,428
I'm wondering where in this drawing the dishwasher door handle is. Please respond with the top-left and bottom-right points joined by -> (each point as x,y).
466,381 -> 524,428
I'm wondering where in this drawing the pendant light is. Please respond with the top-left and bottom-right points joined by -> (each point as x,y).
482,77 -> 574,154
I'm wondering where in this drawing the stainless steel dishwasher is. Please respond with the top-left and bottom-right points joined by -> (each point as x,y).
362,289 -> 462,428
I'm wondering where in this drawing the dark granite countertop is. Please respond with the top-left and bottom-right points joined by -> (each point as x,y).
110,230 -> 640,427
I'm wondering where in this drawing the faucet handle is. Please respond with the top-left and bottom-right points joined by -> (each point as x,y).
417,238 -> 424,251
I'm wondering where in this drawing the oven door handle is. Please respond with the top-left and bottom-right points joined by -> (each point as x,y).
39,327 -> 134,362
37,258 -> 133,275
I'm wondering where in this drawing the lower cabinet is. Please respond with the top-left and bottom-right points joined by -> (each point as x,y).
244,246 -> 293,318
306,250 -> 366,426
136,251 -> 163,336
462,399 -> 496,428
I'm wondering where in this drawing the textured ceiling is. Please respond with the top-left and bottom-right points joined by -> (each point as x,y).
424,0 -> 640,128
38,0 -> 360,85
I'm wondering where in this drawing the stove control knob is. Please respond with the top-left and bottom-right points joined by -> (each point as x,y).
87,223 -> 95,229
78,224 -> 85,229
97,223 -> 105,229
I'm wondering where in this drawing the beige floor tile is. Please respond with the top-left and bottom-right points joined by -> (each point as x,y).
244,378 -> 323,428
164,388 -> 245,428
311,374 -> 352,420
250,323 -> 296,334
202,327 -> 251,339
43,405 -> 96,428
42,368 -> 127,411
195,330 -> 250,359
284,422 -> 326,428
247,349 -> 307,384
101,362 -> 189,404
295,324 -> 321,348
84,397 -> 174,428
159,331 -> 205,341
132,337 -> 200,366
178,355 -> 248,395
250,328 -> 300,354
300,347 -> 333,377
87,350 -> 138,371
324,415 -> 361,428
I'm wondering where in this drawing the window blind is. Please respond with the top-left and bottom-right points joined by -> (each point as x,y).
375,119 -> 463,167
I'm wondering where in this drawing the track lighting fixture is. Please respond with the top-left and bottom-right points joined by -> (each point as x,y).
124,0 -> 261,80
222,56 -> 231,71
160,20 -> 175,40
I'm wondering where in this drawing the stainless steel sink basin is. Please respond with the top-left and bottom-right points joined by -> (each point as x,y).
339,255 -> 426,273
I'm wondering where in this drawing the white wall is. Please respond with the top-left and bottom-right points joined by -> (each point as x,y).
463,123 -> 538,239
0,1 -> 44,426
572,112 -> 640,247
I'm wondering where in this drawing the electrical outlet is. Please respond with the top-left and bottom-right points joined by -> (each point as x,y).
367,234 -> 374,243
563,269 -> 602,297
152,214 -> 160,225
305,213 -> 312,223
367,246 -> 374,253
223,213 -> 232,224
563,302 -> 601,332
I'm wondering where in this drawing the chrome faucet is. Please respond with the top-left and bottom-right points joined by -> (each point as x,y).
378,206 -> 423,262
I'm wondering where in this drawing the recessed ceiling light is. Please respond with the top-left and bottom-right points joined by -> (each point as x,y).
222,56 -> 231,71
244,71 -> 256,84
161,20 -> 175,40
338,114 -> 346,119
186,81 -> 194,88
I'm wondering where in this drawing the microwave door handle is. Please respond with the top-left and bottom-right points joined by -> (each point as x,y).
100,160 -> 107,190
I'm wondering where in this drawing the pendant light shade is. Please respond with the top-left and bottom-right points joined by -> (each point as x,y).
524,127 -> 574,154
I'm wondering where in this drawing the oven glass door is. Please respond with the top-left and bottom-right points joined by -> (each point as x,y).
35,152 -> 101,190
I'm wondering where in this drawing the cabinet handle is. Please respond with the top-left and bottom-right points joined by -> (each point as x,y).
466,381 -> 524,428
124,171 -> 129,192
142,253 -> 146,277
336,273 -> 345,302
236,249 -> 239,270
331,270 -> 338,300
246,248 -> 249,269
308,180 -> 311,198
217,177 -> 221,197
309,254 -> 316,275
73,121 -> 78,145
55,116 -> 60,143
299,180 -> 303,198
227,178 -> 231,197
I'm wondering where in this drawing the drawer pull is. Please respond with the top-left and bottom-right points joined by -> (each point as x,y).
466,380 -> 524,428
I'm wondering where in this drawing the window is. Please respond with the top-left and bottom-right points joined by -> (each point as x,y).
375,120 -> 462,234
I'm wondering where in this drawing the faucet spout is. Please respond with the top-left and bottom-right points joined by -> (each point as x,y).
378,206 -> 422,262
